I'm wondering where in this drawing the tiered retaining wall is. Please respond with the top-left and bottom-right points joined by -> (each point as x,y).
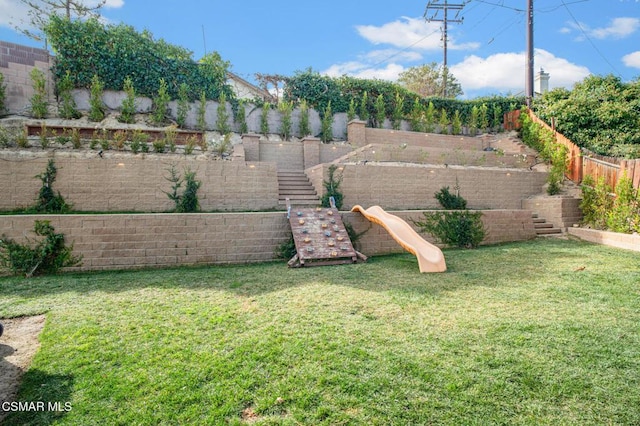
0,209 -> 536,272
522,196 -> 583,230
307,163 -> 549,210
242,136 -> 352,170
0,151 -> 279,212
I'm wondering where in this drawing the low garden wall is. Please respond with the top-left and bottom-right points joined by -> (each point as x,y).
307,163 -> 549,210
568,227 -> 640,252
0,209 -> 536,272
0,151 -> 279,212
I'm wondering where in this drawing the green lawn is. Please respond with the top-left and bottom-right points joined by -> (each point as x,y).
1,238 -> 639,425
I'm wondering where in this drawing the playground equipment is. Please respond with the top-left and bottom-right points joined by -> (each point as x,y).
287,197 -> 366,268
351,205 -> 447,273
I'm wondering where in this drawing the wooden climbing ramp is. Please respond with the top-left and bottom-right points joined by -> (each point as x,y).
287,207 -> 366,268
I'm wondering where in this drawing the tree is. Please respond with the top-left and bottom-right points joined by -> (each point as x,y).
16,0 -> 106,41
398,62 -> 463,99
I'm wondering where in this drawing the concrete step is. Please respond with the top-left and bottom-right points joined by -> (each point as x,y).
531,212 -> 563,236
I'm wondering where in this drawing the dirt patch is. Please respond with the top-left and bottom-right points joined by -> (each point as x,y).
0,315 -> 45,421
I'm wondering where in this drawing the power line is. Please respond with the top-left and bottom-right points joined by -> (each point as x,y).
559,0 -> 622,76
424,0 -> 468,96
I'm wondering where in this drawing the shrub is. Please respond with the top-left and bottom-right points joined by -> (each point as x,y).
374,94 -> 385,128
392,91 -> 404,130
118,76 -> 136,124
451,110 -> 462,135
0,220 -> 82,277
298,99 -> 311,137
580,175 -> 613,230
278,100 -> 293,140
435,185 -> 467,210
321,101 -> 333,143
164,125 -> 178,153
0,72 -> 6,115
31,159 -> 71,213
320,164 -> 343,209
176,83 -> 190,129
88,74 -> 106,122
57,70 -> 80,119
165,165 -> 201,213
213,133 -> 233,157
438,109 -> 449,134
409,98 -> 424,132
197,91 -> 207,132
151,78 -> 170,126
29,68 -> 48,119
347,98 -> 357,122
413,210 -> 485,249
235,100 -> 248,134
261,102 -> 270,136
216,92 -> 231,135
359,91 -> 370,124
606,175 -> 640,234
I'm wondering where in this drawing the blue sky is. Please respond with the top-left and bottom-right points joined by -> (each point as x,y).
1,0 -> 639,98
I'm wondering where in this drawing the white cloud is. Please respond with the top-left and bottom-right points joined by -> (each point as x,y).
591,17 -> 640,39
0,0 -> 124,29
450,49 -> 590,93
363,49 -> 423,64
563,17 -> 640,40
323,62 -> 406,81
356,16 -> 479,52
623,51 -> 640,68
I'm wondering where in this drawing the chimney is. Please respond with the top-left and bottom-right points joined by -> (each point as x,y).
535,68 -> 550,95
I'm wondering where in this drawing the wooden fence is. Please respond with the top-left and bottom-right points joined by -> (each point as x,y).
504,109 -> 640,190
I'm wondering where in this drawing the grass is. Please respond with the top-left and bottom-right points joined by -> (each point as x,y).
1,238 -> 639,425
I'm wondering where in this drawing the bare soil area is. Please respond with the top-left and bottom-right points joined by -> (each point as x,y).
0,315 -> 45,421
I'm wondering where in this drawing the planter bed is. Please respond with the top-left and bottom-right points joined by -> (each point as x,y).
25,123 -> 204,144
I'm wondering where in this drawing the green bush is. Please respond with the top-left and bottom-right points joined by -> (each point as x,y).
31,159 -> 71,213
278,100 -> 293,140
165,165 -> 201,213
151,78 -> 170,126
118,76 -> 136,124
413,210 -> 485,249
580,175 -> 613,230
435,186 -> 467,210
0,220 -> 82,277
0,72 -> 6,115
606,175 -> 640,234
321,101 -> 333,142
45,16 -> 233,103
57,70 -> 80,119
29,68 -> 48,119
216,92 -> 231,135
88,74 -> 105,122
320,164 -> 343,209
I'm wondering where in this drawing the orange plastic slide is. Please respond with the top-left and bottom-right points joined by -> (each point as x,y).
351,205 -> 447,273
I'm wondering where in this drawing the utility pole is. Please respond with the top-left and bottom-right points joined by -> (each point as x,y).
424,0 -> 466,97
525,0 -> 534,107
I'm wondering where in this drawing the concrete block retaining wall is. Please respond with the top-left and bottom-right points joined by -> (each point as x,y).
0,209 -> 536,272
0,151 -> 279,212
522,196 -> 583,230
307,163 -> 549,211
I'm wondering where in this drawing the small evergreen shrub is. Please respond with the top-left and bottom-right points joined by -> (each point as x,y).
321,101 -> 333,143
216,92 -> 231,135
57,70 -> 80,119
261,102 -> 270,136
359,91 -> 370,125
118,76 -> 136,124
278,100 -> 293,140
88,74 -> 106,122
374,94 -> 385,128
435,186 -> 467,210
165,165 -> 201,213
197,91 -> 207,132
29,68 -> 48,119
0,220 -> 82,277
235,100 -> 248,134
151,78 -> 170,126
176,83 -> 190,129
298,99 -> 311,137
413,210 -> 485,249
31,159 -> 71,213
320,164 -> 343,209
392,92 -> 404,130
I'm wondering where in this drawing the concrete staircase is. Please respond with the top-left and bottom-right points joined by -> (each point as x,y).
532,213 -> 562,236
278,171 -> 319,207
